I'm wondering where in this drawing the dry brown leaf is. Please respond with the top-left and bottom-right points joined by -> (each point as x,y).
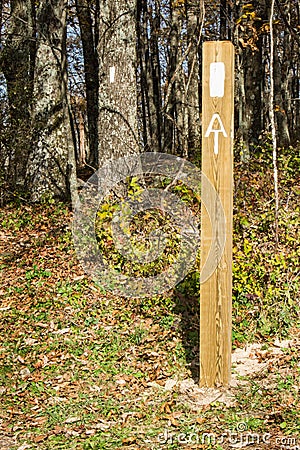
31,416 -> 48,426
33,434 -> 48,443
160,401 -> 173,414
34,322 -> 48,328
65,417 -> 81,424
196,417 -> 206,424
53,425 -> 64,434
122,437 -> 136,445
166,414 -> 179,427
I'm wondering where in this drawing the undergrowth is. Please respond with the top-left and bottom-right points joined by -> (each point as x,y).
0,146 -> 299,449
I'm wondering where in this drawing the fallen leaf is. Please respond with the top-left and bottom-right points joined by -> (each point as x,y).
17,444 -> 32,450
122,437 -> 136,445
53,327 -> 70,335
196,417 -> 206,425
164,378 -> 177,391
53,425 -> 64,434
85,429 -> 96,435
160,402 -> 173,414
31,416 -> 48,426
34,322 -> 48,328
65,417 -> 81,424
167,414 -> 179,427
33,435 -> 47,443
24,338 -> 37,345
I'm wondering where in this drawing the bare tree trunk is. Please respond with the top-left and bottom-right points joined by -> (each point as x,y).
235,0 -> 270,160
75,0 -> 99,168
164,0 -> 181,154
186,0 -> 203,157
137,1 -> 159,152
233,1 -> 251,162
233,3 -> 246,161
137,0 -> 163,154
150,1 -> 162,152
177,70 -> 187,157
136,0 -> 148,150
273,29 -> 290,147
71,96 -> 88,166
269,0 -> 279,244
293,61 -> 300,141
98,0 -> 139,167
0,0 -> 36,186
244,45 -> 263,148
237,51 -> 249,162
26,0 -> 75,201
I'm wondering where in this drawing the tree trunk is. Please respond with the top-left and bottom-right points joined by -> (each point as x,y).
164,0 -> 181,154
98,0 -> 139,167
75,0 -> 99,168
137,1 -> 157,152
149,1 -> 162,152
242,1 -> 270,152
186,0 -> 202,156
273,28 -> 290,147
1,0 -> 35,186
244,46 -> 263,147
136,1 -> 149,151
269,0 -> 279,244
25,0 -> 75,201
220,0 -> 228,40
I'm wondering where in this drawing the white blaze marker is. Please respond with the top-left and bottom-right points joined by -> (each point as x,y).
204,113 -> 228,155
210,62 -> 225,98
110,66 -> 116,83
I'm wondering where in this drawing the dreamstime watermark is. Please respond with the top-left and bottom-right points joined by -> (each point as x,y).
157,424 -> 299,449
72,152 -> 226,298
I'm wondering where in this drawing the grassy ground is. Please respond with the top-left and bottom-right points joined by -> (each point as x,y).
0,150 -> 299,449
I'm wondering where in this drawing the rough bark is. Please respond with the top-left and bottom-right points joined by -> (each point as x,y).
164,1 -> 181,154
273,31 -> 290,147
137,1 -> 156,151
220,0 -> 228,40
25,0 -> 75,201
186,0 -> 202,156
1,0 -> 35,186
98,0 -> 139,167
149,1 -> 162,152
75,0 -> 99,168
269,0 -> 279,243
244,47 -> 263,149
238,1 -> 270,155
136,2 -> 149,151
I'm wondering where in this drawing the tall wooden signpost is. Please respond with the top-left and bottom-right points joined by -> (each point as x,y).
200,41 -> 234,387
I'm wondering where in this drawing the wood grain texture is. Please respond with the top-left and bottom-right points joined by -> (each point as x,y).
200,41 -> 234,387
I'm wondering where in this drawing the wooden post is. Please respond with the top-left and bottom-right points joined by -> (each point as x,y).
200,41 -> 234,387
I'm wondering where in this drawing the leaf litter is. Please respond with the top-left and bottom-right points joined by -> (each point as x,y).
0,202 -> 299,449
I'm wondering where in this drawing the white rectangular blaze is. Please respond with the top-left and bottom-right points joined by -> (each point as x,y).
210,62 -> 225,98
110,66 -> 116,83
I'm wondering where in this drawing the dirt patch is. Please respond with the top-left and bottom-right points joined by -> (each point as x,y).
177,338 -> 300,409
